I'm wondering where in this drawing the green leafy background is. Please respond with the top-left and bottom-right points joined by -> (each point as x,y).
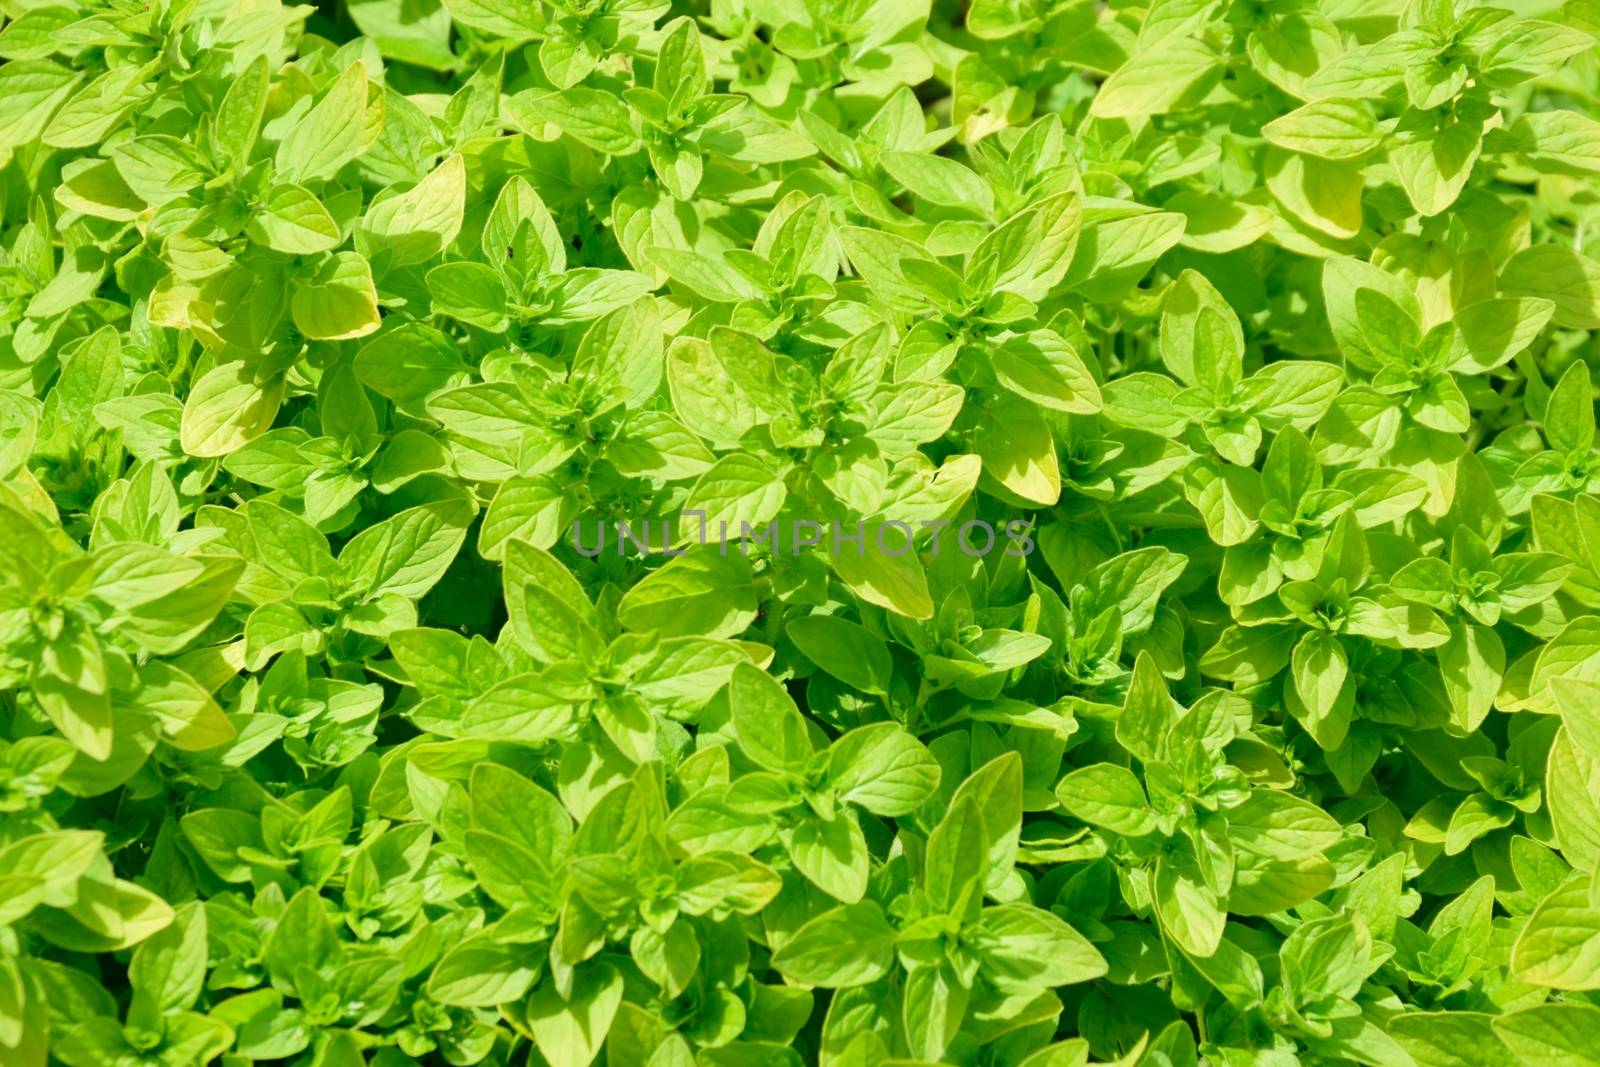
3,0 -> 1600,1063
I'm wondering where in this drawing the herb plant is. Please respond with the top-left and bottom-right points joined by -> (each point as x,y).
3,0 -> 1600,1063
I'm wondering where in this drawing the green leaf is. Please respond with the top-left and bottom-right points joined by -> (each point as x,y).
339,499 -> 473,600
617,548 -> 759,640
1546,360 -> 1596,453
358,153 -> 466,266
1262,99 -> 1382,160
1502,246 -> 1600,330
1494,1004 -> 1600,1067
275,62 -> 368,183
525,962 -> 623,1067
248,184 -> 342,254
1512,876 -> 1600,989
827,723 -> 939,816
291,252 -> 381,340
771,902 -> 896,988
1090,37 -> 1218,118
1153,854 -> 1226,957
1054,763 -> 1158,837
975,904 -> 1108,991
730,662 -> 813,774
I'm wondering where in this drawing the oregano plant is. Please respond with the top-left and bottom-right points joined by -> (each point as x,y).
2,0 -> 1600,1063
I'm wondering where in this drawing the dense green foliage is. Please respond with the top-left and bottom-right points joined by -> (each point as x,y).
4,0 -> 1600,1063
